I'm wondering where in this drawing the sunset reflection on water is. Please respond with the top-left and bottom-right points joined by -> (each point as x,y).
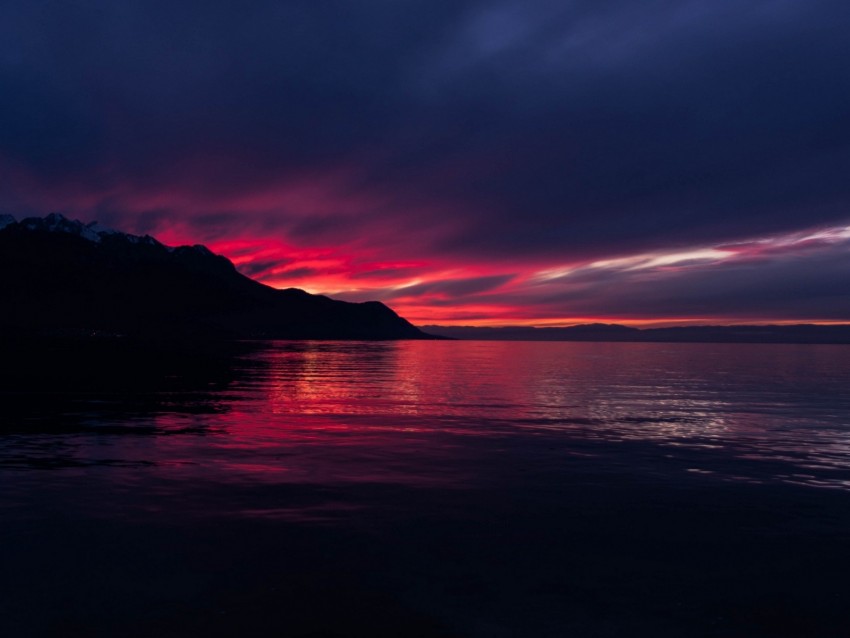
118,340 -> 850,491
3,340 -> 850,491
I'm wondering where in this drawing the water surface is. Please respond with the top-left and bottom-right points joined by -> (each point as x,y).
2,340 -> 850,637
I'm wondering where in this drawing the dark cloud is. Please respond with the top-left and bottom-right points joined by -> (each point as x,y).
386,274 -> 515,300
238,259 -> 289,279
461,239 -> 850,321
571,245 -> 850,319
273,267 -> 322,281
349,266 -> 424,281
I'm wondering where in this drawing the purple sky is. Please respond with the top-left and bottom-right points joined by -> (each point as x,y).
2,0 -> 849,325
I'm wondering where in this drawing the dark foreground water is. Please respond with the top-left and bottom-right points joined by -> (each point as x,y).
2,340 -> 850,637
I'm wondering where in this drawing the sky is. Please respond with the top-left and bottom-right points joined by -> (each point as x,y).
1,0 -> 849,326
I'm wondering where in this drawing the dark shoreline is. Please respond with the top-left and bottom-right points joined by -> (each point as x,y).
421,323 -> 850,344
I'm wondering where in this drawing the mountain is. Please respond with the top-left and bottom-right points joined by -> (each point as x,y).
423,323 -> 850,344
0,213 -> 430,340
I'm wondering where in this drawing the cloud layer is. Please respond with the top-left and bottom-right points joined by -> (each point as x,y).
2,0 -> 849,324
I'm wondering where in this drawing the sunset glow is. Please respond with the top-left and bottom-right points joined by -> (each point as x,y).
151,220 -> 850,327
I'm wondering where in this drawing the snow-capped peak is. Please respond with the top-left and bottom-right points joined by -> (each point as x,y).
19,213 -> 103,243
4,213 -> 191,256
12,213 -> 153,245
85,221 -> 119,236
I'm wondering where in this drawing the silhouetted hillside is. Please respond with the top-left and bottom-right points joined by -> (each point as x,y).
0,214 -> 429,340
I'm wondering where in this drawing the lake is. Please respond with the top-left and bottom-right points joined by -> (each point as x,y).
2,340 -> 850,637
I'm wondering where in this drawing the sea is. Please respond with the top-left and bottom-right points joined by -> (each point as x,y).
2,340 -> 850,637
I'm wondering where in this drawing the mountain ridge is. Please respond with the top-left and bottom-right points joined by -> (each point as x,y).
0,214 -> 431,340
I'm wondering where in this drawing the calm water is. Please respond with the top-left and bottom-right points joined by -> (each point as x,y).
2,340 -> 850,637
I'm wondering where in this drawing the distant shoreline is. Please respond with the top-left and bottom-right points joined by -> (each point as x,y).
420,323 -> 850,344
